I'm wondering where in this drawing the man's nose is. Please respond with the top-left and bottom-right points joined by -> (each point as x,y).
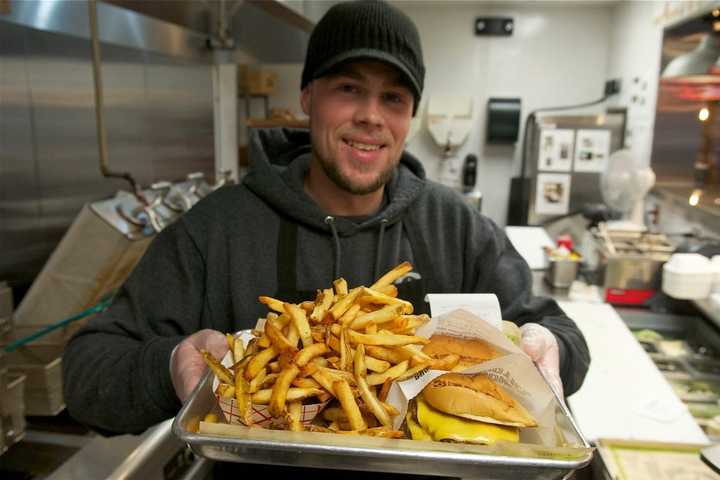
354,96 -> 385,128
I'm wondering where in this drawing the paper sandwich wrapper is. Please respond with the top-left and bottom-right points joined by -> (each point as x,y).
387,308 -> 561,447
212,330 -> 329,428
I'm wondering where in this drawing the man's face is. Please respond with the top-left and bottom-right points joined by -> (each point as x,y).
300,61 -> 414,195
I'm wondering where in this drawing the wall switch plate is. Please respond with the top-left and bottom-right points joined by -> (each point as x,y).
475,17 -> 513,36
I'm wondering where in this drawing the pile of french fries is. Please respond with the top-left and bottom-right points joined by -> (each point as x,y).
201,262 -> 459,437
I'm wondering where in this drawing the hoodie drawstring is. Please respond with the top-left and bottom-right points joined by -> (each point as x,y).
325,216 -> 341,279
326,216 -> 389,283
373,218 -> 389,280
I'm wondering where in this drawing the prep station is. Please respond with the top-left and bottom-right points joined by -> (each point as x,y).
3,1 -> 720,479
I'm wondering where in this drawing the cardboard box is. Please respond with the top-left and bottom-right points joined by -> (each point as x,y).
239,66 -> 277,96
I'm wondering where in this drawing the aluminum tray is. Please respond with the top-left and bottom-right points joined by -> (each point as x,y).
173,368 -> 593,479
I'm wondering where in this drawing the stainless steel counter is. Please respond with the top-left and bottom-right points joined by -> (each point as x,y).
46,419 -> 211,480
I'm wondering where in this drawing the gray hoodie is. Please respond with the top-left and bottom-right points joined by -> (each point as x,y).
63,128 -> 589,435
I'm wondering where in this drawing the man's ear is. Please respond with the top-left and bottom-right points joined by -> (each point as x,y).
300,85 -> 311,116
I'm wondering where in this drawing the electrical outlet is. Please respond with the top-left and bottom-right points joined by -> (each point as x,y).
604,79 -> 621,96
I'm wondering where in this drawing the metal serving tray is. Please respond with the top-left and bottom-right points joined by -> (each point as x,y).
173,369 -> 593,479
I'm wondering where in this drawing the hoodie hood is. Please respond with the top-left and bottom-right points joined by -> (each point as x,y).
243,128 -> 426,236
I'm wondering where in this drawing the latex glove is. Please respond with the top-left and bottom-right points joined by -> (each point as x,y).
170,329 -> 228,402
520,323 -> 564,401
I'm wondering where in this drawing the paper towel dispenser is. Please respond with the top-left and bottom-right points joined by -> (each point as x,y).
487,97 -> 521,144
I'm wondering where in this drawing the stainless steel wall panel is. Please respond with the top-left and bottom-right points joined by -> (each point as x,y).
0,22 -> 46,286
23,29 -> 106,240
143,53 -> 214,182
101,44 -> 156,187
0,21 -> 215,289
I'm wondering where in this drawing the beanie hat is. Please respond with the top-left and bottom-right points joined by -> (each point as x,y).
301,0 -> 425,115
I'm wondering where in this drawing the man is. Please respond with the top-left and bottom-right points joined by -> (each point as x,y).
64,0 -> 589,438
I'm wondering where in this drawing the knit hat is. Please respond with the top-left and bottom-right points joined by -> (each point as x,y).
301,0 -> 425,115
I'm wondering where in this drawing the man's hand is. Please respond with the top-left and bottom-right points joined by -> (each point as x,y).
170,329 -> 228,402
520,323 -> 564,400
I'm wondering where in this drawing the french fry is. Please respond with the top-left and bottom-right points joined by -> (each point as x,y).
365,427 -> 404,438
378,378 -> 392,402
396,345 -> 432,362
310,356 -> 328,368
366,360 -> 409,386
319,366 -> 357,385
365,355 -> 390,373
294,342 -> 328,367
269,364 -> 300,417
260,373 -> 279,389
359,287 -> 413,314
333,278 -> 348,295
257,335 -> 271,349
350,303 -> 404,330
258,295 -> 285,313
285,303 -> 314,348
226,333 -> 235,359
252,387 -> 324,405
357,376 -> 392,427
340,328 -> 352,372
310,288 -> 334,324
235,368 -> 253,425
375,284 -> 398,297
382,401 -> 400,417
204,413 -> 219,423
365,345 -> 407,364
268,361 -> 281,373
370,261 -> 412,290
353,344 -> 367,379
278,351 -> 295,371
292,377 -> 321,389
286,400 -> 303,432
365,323 -> 378,334
310,370 -> 336,394
216,383 -> 235,398
233,335 -> 245,364
245,346 -> 279,380
300,301 -> 315,313
338,303 -> 361,326
333,380 -> 366,431
346,330 -> 429,347
248,368 -> 267,393
328,287 -> 362,321
286,322 -> 300,348
201,350 -> 234,385
245,338 -> 260,356
266,321 -> 298,354
395,362 -> 431,382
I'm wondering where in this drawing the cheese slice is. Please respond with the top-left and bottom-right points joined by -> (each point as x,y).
415,396 -> 519,444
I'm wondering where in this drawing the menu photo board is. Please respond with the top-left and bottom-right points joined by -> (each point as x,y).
537,129 -> 575,172
535,173 -> 571,216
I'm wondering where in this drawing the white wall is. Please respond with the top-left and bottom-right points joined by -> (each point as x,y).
606,0 -> 664,170
398,1 -> 612,225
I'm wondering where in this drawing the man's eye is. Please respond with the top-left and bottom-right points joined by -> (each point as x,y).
339,84 -> 359,94
384,92 -> 407,104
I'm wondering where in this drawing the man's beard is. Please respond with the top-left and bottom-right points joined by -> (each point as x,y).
314,147 -> 396,195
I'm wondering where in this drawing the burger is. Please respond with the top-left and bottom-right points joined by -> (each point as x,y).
405,373 -> 537,444
421,334 -> 499,371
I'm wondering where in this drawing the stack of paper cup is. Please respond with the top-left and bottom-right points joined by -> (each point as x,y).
662,253 -> 714,300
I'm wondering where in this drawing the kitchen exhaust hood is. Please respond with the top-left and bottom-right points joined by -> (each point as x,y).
1,0 -> 315,63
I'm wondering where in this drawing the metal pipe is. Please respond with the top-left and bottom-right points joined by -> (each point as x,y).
87,0 -> 144,202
